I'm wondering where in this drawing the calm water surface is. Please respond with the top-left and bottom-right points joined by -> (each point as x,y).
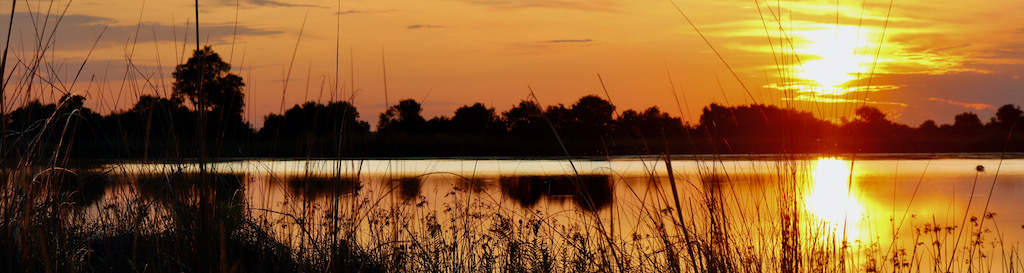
85,155 -> 1024,271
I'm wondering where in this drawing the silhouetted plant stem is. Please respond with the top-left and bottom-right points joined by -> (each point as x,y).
969,126 -> 1015,267
1,0 -> 15,163
663,132 -> 695,273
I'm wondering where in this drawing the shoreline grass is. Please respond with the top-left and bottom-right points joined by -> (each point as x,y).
3,156 -> 1018,272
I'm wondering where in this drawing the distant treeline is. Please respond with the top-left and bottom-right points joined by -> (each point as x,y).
5,93 -> 1023,160
3,47 -> 1022,160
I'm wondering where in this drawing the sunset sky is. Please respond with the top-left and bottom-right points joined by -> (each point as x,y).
2,0 -> 1022,128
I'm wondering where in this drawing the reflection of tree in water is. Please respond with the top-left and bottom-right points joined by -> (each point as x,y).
132,172 -> 252,262
135,172 -> 245,206
284,175 -> 361,201
64,172 -> 111,209
454,177 -> 490,193
499,175 -> 613,211
390,177 -> 423,202
22,168 -> 111,209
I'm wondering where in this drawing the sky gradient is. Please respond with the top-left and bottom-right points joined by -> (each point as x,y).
2,0 -> 1023,128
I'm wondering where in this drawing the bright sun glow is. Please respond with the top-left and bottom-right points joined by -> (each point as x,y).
796,26 -> 876,95
805,158 -> 862,238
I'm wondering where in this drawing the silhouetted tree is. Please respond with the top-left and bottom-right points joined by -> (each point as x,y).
917,119 -> 939,134
617,106 -> 685,139
258,100 -> 369,156
130,95 -> 186,113
570,95 -> 616,136
910,119 -> 945,148
544,104 -> 573,133
172,46 -> 245,115
698,103 -> 838,153
452,103 -> 501,134
918,120 -> 937,130
697,103 -> 736,135
994,104 -> 1022,130
378,99 -> 427,134
123,95 -> 193,134
618,109 -> 643,135
425,116 -> 454,134
4,94 -> 103,158
103,95 -> 196,158
171,46 -> 251,142
953,112 -> 983,135
855,106 -> 888,124
6,95 -> 101,134
260,101 -> 370,138
840,106 -> 916,151
503,100 -> 546,137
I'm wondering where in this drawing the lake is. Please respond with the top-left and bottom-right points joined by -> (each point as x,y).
67,154 -> 1024,272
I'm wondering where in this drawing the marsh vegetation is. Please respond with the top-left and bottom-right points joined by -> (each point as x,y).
1,2 -> 1022,273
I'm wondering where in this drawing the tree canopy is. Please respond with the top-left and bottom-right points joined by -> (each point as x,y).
172,45 -> 246,117
378,99 -> 427,134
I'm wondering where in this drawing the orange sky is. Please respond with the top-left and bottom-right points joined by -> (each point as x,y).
2,0 -> 1023,128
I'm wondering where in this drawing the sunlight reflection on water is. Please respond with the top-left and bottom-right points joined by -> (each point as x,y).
806,158 -> 863,241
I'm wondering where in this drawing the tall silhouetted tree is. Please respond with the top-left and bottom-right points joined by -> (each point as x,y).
378,99 -> 427,134
171,46 -> 251,141
172,46 -> 245,115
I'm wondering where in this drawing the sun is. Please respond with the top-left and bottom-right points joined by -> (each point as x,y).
805,158 -> 862,238
795,26 -> 876,95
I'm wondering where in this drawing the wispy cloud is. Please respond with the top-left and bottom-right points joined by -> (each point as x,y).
407,25 -> 444,29
543,39 -> 593,43
336,9 -> 397,15
764,82 -> 901,96
450,0 -> 618,11
784,95 -> 908,106
502,38 -> 597,55
0,12 -> 283,51
338,10 -> 365,15
928,98 -> 994,110
250,0 -> 324,8
210,0 -> 326,8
